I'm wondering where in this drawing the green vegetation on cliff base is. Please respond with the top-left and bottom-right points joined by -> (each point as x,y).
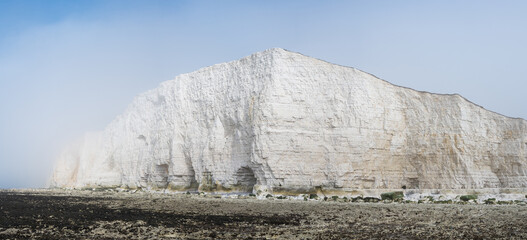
460,195 -> 478,202
381,191 -> 404,201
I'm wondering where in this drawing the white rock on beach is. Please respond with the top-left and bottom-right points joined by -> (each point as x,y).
50,48 -> 527,195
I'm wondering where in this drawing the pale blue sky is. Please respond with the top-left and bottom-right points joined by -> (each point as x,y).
1,0 -> 526,188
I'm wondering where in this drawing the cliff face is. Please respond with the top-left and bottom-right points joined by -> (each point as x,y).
51,48 -> 527,193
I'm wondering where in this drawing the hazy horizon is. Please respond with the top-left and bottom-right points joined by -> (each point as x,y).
1,0 -> 526,188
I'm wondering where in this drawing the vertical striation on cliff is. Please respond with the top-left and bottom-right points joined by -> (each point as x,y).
51,48 -> 527,194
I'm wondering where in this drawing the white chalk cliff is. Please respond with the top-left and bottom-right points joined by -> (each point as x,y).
51,48 -> 527,194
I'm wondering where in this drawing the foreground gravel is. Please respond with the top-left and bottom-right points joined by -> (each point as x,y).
1,189 -> 526,239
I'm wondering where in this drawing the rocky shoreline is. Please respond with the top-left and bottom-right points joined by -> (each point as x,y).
1,189 -> 527,239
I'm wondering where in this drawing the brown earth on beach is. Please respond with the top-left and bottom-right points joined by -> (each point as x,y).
1,189 -> 526,239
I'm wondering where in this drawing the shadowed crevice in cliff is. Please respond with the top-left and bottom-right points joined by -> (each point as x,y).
234,167 -> 257,192
152,164 -> 169,188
